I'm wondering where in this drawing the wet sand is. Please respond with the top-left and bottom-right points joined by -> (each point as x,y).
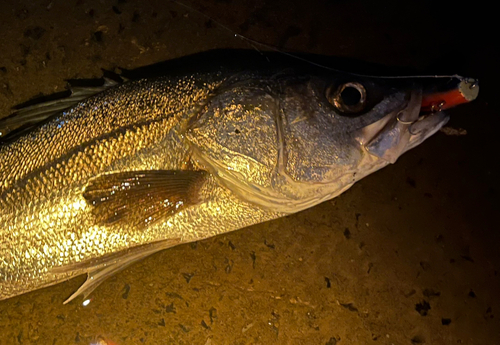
0,1 -> 498,344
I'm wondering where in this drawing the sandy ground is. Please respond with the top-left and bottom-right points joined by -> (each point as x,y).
0,0 -> 498,344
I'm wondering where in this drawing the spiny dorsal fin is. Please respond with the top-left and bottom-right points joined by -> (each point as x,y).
83,170 -> 208,228
0,76 -> 121,141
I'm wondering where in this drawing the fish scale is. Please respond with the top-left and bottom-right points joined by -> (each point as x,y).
0,74 -> 228,300
0,53 -> 478,302
0,75 -> 219,191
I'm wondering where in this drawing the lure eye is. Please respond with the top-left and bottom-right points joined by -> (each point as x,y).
327,82 -> 367,114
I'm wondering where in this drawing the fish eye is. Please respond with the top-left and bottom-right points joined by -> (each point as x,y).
327,82 -> 367,114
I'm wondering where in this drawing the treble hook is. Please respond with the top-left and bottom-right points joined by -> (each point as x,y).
464,77 -> 479,89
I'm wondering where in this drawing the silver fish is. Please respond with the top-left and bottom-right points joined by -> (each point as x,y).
0,51 -> 478,303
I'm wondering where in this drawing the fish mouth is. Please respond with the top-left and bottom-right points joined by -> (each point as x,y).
362,76 -> 479,163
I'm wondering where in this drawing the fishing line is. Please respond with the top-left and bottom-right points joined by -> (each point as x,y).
171,0 -> 465,81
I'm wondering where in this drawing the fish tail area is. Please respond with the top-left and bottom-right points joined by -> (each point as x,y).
0,76 -> 122,140
50,238 -> 181,304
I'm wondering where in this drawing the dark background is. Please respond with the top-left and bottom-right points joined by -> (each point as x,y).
0,1 -> 498,344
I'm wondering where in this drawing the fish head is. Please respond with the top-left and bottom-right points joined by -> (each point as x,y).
185,70 -> 478,213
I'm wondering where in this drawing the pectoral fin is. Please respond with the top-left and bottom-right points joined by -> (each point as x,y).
83,170 -> 207,228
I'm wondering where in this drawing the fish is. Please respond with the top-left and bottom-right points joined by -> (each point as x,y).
0,50 -> 478,303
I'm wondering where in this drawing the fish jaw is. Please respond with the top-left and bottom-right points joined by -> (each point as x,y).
360,76 -> 478,164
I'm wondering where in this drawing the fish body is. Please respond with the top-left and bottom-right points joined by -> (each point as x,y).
0,51 -> 478,302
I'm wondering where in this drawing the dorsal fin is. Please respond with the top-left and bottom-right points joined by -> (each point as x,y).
0,75 -> 122,141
